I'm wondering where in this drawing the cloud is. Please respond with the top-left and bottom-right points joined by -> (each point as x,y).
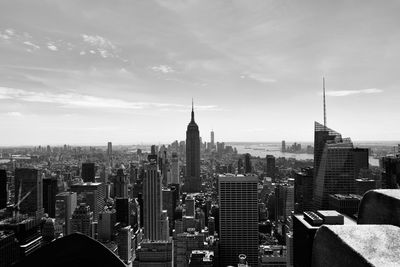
23,41 -> 40,50
151,65 -> 175,73
6,112 -> 23,117
240,72 -> 276,83
0,87 -> 220,111
47,43 -> 58,51
81,34 -> 116,50
5,29 -> 15,36
325,88 -> 383,97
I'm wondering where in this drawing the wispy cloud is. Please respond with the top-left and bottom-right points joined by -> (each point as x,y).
81,34 -> 116,50
0,87 -> 220,111
325,88 -> 383,97
240,72 -> 276,83
81,34 -> 117,58
6,112 -> 23,117
23,41 -> 40,50
151,65 -> 175,73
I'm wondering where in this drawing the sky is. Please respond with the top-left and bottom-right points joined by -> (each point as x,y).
0,0 -> 399,146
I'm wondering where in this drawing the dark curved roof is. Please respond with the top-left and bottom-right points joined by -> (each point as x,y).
15,233 -> 125,267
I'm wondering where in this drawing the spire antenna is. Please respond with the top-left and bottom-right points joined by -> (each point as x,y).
323,77 -> 327,128
191,98 -> 195,122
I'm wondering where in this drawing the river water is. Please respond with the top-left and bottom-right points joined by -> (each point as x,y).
230,143 -> 380,167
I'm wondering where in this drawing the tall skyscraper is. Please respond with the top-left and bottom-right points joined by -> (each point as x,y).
107,141 -> 112,166
184,101 -> 201,193
171,152 -> 180,185
70,182 -> 106,221
43,177 -> 58,218
244,153 -> 252,174
98,209 -> 116,242
55,191 -> 77,236
118,225 -> 133,264
143,155 -> 164,241
381,156 -> 400,189
116,197 -> 130,226
218,174 -> 258,267
281,140 -> 286,153
313,122 -> 342,182
71,203 -> 93,237
0,169 -> 7,209
294,167 -> 314,212
265,155 -> 276,180
81,163 -> 95,183
210,130 -> 215,149
14,168 -> 43,219
114,169 -> 128,198
313,136 -> 368,210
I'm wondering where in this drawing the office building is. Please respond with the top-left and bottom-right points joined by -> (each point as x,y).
0,170 -> 7,209
133,240 -> 173,267
266,155 -> 276,180
107,142 -> 112,163
218,174 -> 258,267
43,177 -> 58,218
160,210 -> 169,241
81,163 -> 95,183
171,152 -> 180,185
355,178 -> 376,196
313,136 -> 368,210
118,225 -> 133,264
185,101 -> 201,193
381,156 -> 400,189
70,182 -> 106,221
14,168 -> 43,220
116,197 -> 130,226
143,155 -> 164,241
275,183 -> 294,222
189,250 -> 214,267
55,192 -> 77,236
0,231 -> 20,266
294,168 -> 313,212
162,188 -> 175,232
281,140 -> 286,153
185,195 -> 195,217
114,169 -> 128,198
259,245 -> 288,267
175,230 -> 206,266
244,153 -> 252,174
328,194 -> 362,218
313,122 -> 342,181
98,209 -> 116,242
71,203 -> 93,237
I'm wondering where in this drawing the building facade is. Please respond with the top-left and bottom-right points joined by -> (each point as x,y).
218,174 -> 258,267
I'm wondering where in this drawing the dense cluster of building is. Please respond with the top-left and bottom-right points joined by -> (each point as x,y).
0,102 -> 399,267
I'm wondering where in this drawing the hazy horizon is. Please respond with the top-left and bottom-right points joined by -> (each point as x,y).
1,0 -> 400,145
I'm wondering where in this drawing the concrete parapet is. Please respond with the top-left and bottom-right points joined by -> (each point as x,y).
358,189 -> 400,226
312,225 -> 400,267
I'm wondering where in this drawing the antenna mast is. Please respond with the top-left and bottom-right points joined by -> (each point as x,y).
323,77 -> 327,128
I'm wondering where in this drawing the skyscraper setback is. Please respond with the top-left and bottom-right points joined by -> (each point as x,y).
184,101 -> 201,193
313,124 -> 368,210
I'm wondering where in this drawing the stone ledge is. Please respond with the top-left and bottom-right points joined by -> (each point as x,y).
358,189 -> 400,226
312,225 -> 400,267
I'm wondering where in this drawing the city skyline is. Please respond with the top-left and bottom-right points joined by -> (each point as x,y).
1,0 -> 400,145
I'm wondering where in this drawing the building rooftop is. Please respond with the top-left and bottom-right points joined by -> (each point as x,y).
329,194 -> 362,201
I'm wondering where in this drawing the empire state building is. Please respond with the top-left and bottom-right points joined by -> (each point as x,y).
184,101 -> 201,193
